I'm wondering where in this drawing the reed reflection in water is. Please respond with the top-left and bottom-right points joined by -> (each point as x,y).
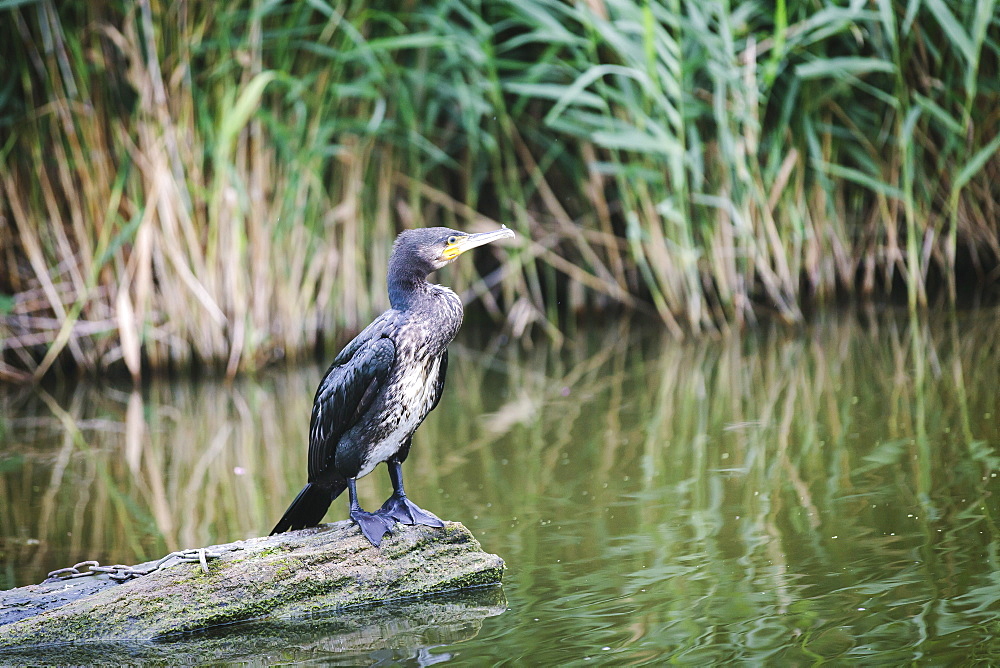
1,308 -> 999,663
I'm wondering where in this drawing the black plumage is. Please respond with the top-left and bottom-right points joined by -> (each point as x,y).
271,225 -> 514,545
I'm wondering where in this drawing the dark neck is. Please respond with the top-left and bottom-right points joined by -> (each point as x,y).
387,256 -> 465,352
387,259 -> 431,311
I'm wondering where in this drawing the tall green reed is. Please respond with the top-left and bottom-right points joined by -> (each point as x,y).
499,0 -> 1000,319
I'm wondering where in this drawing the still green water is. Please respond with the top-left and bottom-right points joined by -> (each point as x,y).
2,308 -> 1000,664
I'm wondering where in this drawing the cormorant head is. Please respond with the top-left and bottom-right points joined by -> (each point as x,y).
390,226 -> 515,277
387,226 -> 515,308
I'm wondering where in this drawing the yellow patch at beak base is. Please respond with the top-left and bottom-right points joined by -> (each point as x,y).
440,243 -> 464,260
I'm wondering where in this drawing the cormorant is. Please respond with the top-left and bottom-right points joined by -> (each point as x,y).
271,225 -> 515,546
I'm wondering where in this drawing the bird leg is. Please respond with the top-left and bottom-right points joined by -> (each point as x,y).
378,460 -> 445,527
347,478 -> 394,547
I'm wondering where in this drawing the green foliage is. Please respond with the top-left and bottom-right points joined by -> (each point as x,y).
0,0 -> 998,378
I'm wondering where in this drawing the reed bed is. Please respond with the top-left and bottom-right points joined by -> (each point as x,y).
1,0 -> 999,381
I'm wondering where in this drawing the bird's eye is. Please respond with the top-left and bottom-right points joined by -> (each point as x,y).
447,236 -> 458,245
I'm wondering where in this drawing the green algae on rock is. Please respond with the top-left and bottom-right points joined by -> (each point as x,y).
0,521 -> 504,647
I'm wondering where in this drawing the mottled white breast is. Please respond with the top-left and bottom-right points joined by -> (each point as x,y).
356,355 -> 441,478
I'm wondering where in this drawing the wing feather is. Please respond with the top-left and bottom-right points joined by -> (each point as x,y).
429,348 -> 448,413
307,336 -> 395,480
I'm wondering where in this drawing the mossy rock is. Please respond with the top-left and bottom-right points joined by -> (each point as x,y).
0,521 -> 504,648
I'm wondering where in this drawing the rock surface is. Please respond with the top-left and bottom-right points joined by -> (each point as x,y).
0,521 -> 504,648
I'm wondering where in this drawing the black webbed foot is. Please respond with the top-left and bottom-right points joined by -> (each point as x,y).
350,508 -> 395,547
378,493 -> 445,528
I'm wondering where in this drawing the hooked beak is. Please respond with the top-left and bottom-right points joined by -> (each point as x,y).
441,225 -> 515,260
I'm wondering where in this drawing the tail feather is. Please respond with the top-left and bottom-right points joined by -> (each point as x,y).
270,480 -> 347,535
